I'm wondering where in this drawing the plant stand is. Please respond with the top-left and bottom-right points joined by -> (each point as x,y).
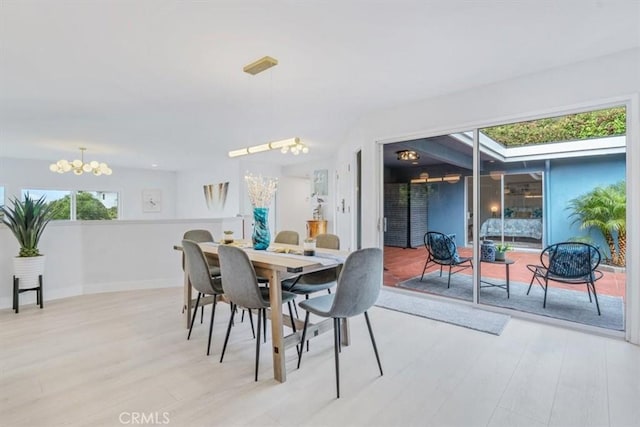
13,275 -> 44,313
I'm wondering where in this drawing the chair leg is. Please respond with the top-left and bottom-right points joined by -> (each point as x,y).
262,308 -> 267,343
337,318 -> 342,353
292,300 -> 299,318
543,279 -> 549,308
297,311 -> 311,369
206,295 -> 217,356
333,317 -> 341,399
247,309 -> 256,339
364,311 -> 383,376
255,308 -> 262,381
526,274 -> 536,295
187,293 -> 201,340
586,283 -> 593,302
220,303 -> 236,363
420,259 -> 429,281
447,265 -> 452,288
200,305 -> 204,324
287,301 -> 300,354
590,281 -> 601,315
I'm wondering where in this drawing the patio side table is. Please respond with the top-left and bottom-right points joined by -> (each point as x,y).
480,258 -> 514,298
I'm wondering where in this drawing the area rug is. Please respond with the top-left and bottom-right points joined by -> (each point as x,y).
397,272 -> 624,331
375,289 -> 510,335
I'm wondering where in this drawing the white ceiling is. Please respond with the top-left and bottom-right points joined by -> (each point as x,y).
1,0 -> 639,171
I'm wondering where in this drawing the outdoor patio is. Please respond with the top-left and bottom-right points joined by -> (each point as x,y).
384,245 -> 626,330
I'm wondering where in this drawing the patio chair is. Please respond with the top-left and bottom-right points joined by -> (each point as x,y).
526,242 -> 603,315
420,231 -> 473,288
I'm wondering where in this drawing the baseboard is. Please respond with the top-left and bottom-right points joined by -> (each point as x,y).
83,278 -> 183,294
0,279 -> 183,310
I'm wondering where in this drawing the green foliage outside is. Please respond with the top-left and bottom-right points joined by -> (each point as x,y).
567,181 -> 626,266
482,107 -> 626,146
49,192 -> 117,220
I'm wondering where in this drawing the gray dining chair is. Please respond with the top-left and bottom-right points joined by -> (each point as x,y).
183,229 -> 222,278
282,233 -> 341,318
217,245 -> 298,381
255,229 -> 301,287
182,239 -> 225,356
297,247 -> 384,398
274,230 -> 300,245
182,229 -> 225,324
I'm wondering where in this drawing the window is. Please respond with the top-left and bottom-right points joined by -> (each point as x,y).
21,189 -> 119,220
77,191 -> 119,220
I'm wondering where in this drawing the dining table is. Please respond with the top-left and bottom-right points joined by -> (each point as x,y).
174,240 -> 348,383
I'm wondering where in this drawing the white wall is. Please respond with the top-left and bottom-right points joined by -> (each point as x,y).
276,176 -> 311,239
282,157 -> 337,234
0,218 -> 244,309
175,160 -> 240,219
0,157 -> 178,219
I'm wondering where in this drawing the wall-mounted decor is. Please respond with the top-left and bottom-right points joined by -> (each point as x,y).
142,189 -> 162,213
313,169 -> 328,196
203,182 -> 229,212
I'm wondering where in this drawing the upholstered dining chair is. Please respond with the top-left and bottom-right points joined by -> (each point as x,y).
274,230 -> 300,245
255,229 -> 302,287
182,229 -> 223,324
217,245 -> 298,381
420,231 -> 473,288
297,247 -> 384,398
526,241 -> 603,315
183,229 -> 221,278
182,239 -> 225,356
282,233 -> 341,318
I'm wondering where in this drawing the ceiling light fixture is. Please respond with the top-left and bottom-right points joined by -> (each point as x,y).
411,173 -> 461,184
49,147 -> 112,176
228,137 -> 308,158
397,150 -> 419,161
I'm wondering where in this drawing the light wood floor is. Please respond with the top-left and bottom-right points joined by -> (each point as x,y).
1,288 -> 638,427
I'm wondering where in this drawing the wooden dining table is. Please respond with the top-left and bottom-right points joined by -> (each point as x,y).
175,240 -> 348,383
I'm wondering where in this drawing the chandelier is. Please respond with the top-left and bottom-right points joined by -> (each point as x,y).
228,137 -> 309,158
49,147 -> 113,176
397,150 -> 419,161
280,139 -> 309,155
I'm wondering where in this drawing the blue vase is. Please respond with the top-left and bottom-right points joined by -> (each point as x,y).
252,207 -> 270,250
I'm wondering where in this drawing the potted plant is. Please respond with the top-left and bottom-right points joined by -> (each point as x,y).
494,243 -> 512,261
1,193 -> 55,289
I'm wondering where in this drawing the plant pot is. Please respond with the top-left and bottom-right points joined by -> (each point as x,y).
495,251 -> 506,261
13,255 -> 46,287
480,241 -> 496,262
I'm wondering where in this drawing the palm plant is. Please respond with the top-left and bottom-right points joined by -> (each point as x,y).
567,181 -> 626,266
1,193 -> 55,257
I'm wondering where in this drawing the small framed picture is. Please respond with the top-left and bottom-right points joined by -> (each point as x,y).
142,189 -> 162,213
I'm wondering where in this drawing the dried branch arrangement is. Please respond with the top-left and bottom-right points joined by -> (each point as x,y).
245,173 -> 278,208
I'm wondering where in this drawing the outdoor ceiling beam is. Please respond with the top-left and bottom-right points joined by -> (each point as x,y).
404,135 -> 473,169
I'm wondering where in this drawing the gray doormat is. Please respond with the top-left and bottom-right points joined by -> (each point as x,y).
398,272 -> 624,331
375,289 -> 510,335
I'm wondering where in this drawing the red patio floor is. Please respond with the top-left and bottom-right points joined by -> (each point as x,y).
384,245 -> 626,298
